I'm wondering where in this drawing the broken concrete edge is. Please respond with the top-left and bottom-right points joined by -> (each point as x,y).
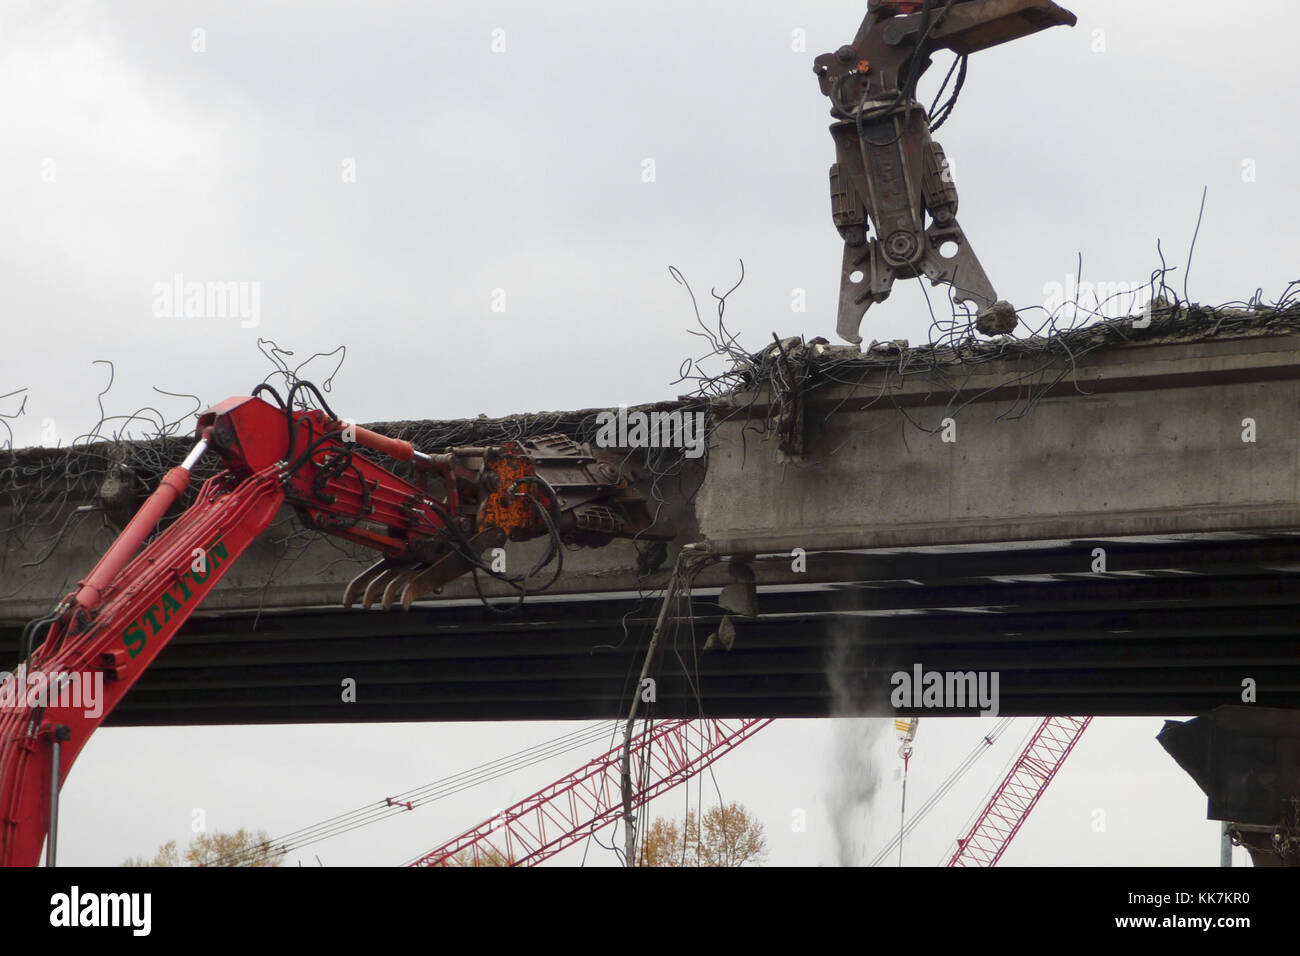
720,302 -> 1300,396
709,304 -> 1300,434
0,396 -> 722,527
7,301 -> 1286,467
0,397 -> 712,462
5,300 -> 1297,574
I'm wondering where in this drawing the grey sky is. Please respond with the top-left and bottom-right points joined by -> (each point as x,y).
4,0 -> 1291,865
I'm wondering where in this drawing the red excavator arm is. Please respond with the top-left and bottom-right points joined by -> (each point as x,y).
0,382 -> 670,866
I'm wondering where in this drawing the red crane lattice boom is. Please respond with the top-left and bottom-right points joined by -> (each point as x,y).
946,715 -> 1092,866
410,718 -> 772,867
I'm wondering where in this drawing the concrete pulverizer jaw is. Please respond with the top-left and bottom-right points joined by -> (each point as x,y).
341,434 -> 677,612
815,0 -> 1076,344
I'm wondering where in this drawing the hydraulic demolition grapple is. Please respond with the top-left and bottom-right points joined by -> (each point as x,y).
0,383 -> 672,866
815,0 -> 1076,343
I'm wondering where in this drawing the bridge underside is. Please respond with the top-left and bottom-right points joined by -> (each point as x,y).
4,531 -> 1295,725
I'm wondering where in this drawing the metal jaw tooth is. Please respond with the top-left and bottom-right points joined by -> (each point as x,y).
343,558 -> 396,609
395,530 -> 500,610
343,558 -> 416,610
381,566 -> 426,611
362,567 -> 406,610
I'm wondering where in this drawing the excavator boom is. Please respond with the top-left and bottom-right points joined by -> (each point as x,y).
0,383 -> 670,866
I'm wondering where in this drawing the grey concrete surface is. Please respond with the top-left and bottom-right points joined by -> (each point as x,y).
700,329 -> 1300,552
4,325 -> 1300,623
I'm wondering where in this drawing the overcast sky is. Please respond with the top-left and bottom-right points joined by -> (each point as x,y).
5,0 -> 1295,865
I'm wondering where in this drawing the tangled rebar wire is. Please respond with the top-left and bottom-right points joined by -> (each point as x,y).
0,338 -> 708,604
5,234 -> 1299,601
680,245 -> 1300,451
0,344 -> 373,601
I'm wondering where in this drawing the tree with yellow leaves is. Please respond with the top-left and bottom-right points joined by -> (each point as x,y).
636,802 -> 767,867
449,847 -> 515,867
121,828 -> 285,867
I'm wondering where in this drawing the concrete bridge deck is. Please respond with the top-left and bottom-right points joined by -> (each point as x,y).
2,307 -> 1299,723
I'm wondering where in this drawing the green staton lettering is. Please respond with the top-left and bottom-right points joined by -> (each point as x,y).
122,535 -> 228,658
159,592 -> 182,622
122,623 -> 146,658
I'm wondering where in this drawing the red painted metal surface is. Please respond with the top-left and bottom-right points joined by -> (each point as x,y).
2,388 -> 680,866
411,718 -> 773,867
0,466 -> 286,866
1,393 -> 454,866
946,715 -> 1092,866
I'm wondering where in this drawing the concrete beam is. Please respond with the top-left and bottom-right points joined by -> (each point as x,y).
699,328 -> 1300,553
4,314 -> 1300,724
4,316 -> 1300,623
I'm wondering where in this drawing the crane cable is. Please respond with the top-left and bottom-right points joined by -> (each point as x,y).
212,719 -> 623,865
868,716 -> 1018,867
896,717 -> 918,866
938,717 -> 1041,865
898,760 -> 908,866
